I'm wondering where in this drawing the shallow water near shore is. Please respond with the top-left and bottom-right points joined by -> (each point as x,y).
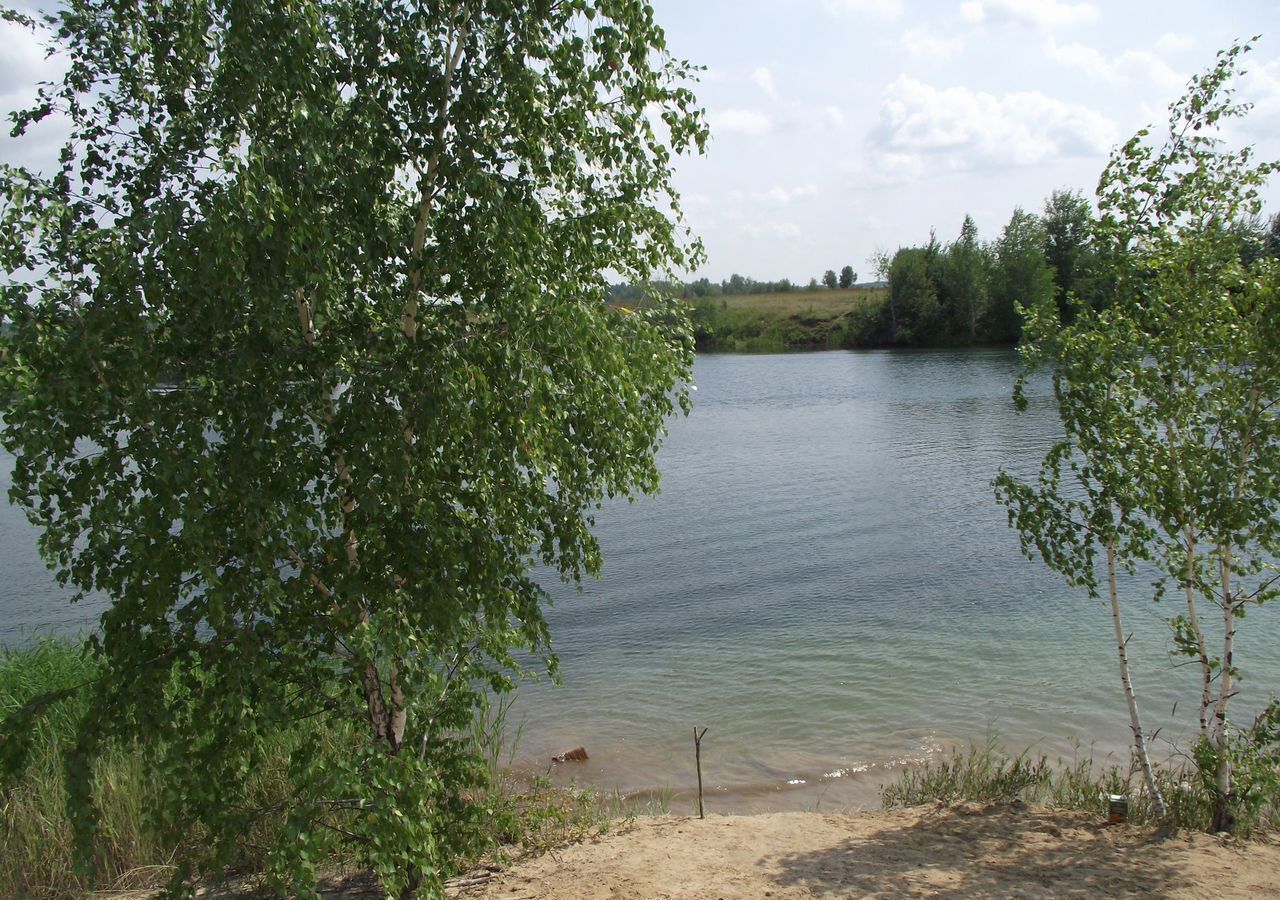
509,349 -> 1280,812
3,348 -> 1279,812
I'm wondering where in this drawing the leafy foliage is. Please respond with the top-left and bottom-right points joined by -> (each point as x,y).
0,0 -> 705,895
1041,189 -> 1099,324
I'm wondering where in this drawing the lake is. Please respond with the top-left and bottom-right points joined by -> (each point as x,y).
4,348 -> 1279,811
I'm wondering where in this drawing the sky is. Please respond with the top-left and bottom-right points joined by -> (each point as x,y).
651,0 -> 1280,282
3,1 -> 1280,283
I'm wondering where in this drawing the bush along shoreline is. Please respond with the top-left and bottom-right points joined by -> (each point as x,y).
5,639 -> 1279,897
0,639 -> 637,899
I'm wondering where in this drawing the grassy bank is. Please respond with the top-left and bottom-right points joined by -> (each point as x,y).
688,287 -> 890,352
0,640 -> 623,898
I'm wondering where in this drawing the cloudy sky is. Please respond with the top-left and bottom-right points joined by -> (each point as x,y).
3,1 -> 1279,283
653,0 -> 1280,282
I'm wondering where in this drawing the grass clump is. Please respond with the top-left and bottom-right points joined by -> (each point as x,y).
1,639 -> 177,897
881,739 -> 1280,836
880,742 -> 1050,807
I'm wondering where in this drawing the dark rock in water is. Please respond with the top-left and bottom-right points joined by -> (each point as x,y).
552,747 -> 589,763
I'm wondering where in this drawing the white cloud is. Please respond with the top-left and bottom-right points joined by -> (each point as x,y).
901,27 -> 964,62
1240,56 -> 1280,138
823,0 -> 904,20
751,184 -> 818,205
871,76 -> 1119,174
751,66 -> 778,100
710,108 -> 774,136
740,221 -> 803,240
0,18 -> 70,172
1047,39 -> 1185,94
840,151 -> 924,188
0,20 -> 52,85
878,153 -> 927,185
960,0 -> 1098,29
0,18 -> 64,111
725,184 -> 818,206
824,105 -> 846,129
1155,32 -> 1194,54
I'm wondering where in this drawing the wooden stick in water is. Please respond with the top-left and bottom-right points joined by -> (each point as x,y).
694,726 -> 709,819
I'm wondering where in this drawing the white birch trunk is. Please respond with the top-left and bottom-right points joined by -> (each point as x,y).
1211,548 -> 1236,829
1107,541 -> 1167,820
1183,528 -> 1212,737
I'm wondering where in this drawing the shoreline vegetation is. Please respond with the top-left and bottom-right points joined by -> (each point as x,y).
611,187 -> 1280,356
687,287 -> 898,354
4,639 -> 1279,898
3,2 -> 1280,893
0,640 -> 633,898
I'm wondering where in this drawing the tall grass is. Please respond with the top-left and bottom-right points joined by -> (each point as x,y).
1,639 -> 170,897
0,639 -> 353,897
690,289 -> 889,352
1,640 -> 639,896
881,740 -> 1280,835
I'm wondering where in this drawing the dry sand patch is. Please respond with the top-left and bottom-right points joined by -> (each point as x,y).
456,802 -> 1280,899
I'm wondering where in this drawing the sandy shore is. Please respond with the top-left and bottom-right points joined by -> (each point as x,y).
123,801 -> 1280,898
451,802 -> 1280,899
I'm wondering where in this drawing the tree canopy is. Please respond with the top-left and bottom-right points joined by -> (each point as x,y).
0,0 -> 705,895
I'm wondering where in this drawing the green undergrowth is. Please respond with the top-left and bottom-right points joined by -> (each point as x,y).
881,739 -> 1280,836
0,639 -> 642,898
0,639 -> 356,897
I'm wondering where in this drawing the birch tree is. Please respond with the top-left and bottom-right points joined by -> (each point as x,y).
0,0 -> 705,895
996,40 -> 1280,831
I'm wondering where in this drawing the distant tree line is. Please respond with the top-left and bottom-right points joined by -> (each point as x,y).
869,192 -> 1088,347
611,189 -> 1280,352
609,266 -> 859,302
852,192 -> 1280,348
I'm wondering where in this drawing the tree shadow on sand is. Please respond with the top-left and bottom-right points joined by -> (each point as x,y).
766,802 -> 1194,898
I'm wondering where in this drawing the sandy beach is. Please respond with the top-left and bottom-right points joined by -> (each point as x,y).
450,802 -> 1280,899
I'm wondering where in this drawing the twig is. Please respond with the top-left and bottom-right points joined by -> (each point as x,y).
445,873 -> 496,889
693,726 -> 708,819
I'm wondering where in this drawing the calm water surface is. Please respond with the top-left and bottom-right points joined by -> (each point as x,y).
3,349 -> 1278,811
513,349 -> 1280,810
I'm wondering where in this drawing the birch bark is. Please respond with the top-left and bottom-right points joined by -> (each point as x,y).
1107,540 -> 1167,819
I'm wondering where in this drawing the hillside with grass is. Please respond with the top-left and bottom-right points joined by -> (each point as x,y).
687,287 -> 890,352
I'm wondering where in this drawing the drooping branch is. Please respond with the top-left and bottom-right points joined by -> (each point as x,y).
420,642 -> 478,760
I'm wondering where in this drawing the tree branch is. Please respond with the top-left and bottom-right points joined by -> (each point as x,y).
402,6 -> 471,340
